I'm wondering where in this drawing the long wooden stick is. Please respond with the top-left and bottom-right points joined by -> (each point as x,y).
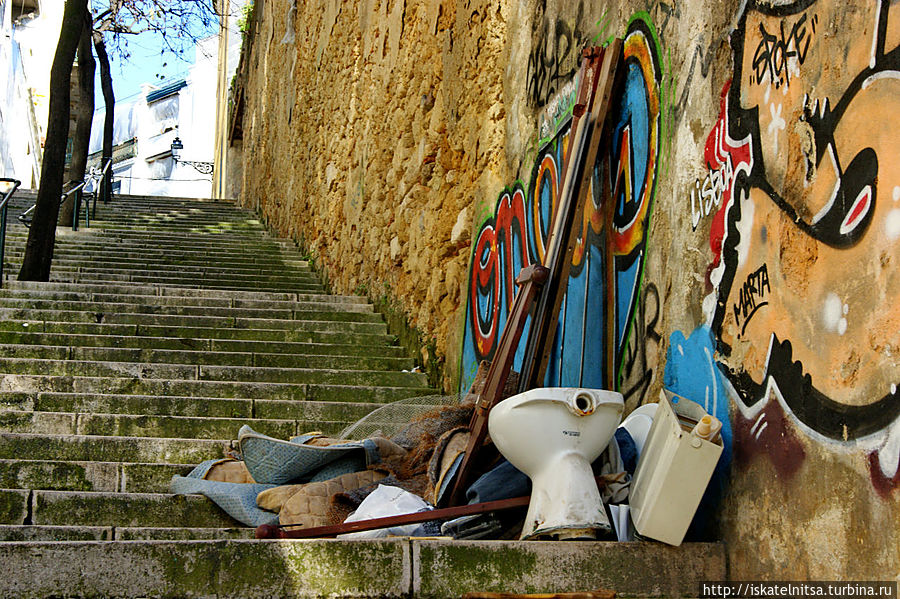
256,495 -> 530,539
519,40 -> 623,391
446,264 -> 548,506
447,44 -> 622,507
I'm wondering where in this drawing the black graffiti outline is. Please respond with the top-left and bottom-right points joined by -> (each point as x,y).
733,263 -> 771,337
714,0 -> 899,441
620,282 -> 661,405
750,13 -> 814,88
526,2 -> 589,108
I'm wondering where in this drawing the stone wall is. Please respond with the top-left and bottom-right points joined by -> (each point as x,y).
239,0 -> 510,387
237,0 -> 899,579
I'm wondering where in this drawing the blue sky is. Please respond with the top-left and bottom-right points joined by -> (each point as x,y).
96,29 -> 197,108
91,6 -> 219,110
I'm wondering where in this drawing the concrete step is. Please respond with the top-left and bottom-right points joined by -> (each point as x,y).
43,275 -> 324,294
40,272 -> 323,289
0,489 -> 243,528
0,332 -> 404,358
43,272 -> 320,290
0,320 -> 395,346
88,219 -> 265,229
86,225 -> 270,236
2,251 -> 314,271
3,238 -> 305,259
0,432 -> 229,464
6,222 -> 272,236
4,251 -> 310,271
0,375 -> 434,403
0,298 -> 381,322
4,229 -> 298,249
0,357 -> 427,388
0,308 -> 388,333
0,287 -> 366,313
2,392 -> 401,422
0,538 -> 727,598
95,207 -> 259,216
0,344 -> 414,370
94,207 -> 258,216
1,279 -> 329,300
0,459 -> 193,493
0,410 -> 304,440
12,242 -> 304,261
0,524 -> 256,541
93,211 -> 263,221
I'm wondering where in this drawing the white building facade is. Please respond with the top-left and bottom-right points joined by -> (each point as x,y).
91,35 -> 222,199
1,1 -> 244,199
0,0 -> 59,188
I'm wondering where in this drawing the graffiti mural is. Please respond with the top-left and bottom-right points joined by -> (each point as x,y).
678,0 -> 900,492
460,15 -> 667,405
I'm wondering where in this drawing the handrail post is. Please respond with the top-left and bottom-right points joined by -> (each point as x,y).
84,189 -> 90,228
0,200 -> 7,288
0,178 -> 23,289
72,188 -> 81,231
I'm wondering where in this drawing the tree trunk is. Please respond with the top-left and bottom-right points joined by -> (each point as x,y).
94,33 -> 114,204
59,14 -> 95,227
18,0 -> 87,281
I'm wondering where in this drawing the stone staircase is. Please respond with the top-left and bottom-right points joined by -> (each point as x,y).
0,192 -> 433,539
0,191 -> 726,598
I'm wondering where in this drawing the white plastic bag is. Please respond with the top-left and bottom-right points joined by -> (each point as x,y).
337,484 -> 433,539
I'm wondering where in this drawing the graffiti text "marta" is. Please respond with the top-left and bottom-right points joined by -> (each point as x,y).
734,264 -> 771,336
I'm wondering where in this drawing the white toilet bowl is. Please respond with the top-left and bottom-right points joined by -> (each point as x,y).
488,387 -> 624,539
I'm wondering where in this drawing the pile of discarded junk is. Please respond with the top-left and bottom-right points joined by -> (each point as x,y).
173,42 -> 724,547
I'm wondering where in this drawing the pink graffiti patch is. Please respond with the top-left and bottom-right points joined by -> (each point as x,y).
867,451 -> 900,498
733,400 -> 806,479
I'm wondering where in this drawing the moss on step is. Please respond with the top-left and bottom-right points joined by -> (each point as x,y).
0,488 -> 28,524
33,393 -> 253,418
75,413 -> 296,440
0,433 -> 229,464
32,491 -> 242,528
114,526 -> 256,540
0,410 -> 77,435
0,524 -> 113,541
411,540 -> 728,598
0,460 -> 118,492
120,463 -> 200,493
0,539 -> 410,598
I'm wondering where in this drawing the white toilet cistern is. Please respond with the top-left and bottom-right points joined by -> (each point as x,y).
488,387 -> 624,540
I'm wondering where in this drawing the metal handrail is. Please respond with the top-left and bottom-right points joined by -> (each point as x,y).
67,179 -> 90,231
17,178 -> 90,230
16,158 -> 115,229
0,178 -> 23,289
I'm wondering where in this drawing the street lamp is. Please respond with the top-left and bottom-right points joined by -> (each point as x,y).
170,136 -> 214,175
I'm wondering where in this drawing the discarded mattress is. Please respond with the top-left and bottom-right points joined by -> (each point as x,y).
171,428 -> 396,527
170,459 -> 278,527
237,426 -> 381,485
